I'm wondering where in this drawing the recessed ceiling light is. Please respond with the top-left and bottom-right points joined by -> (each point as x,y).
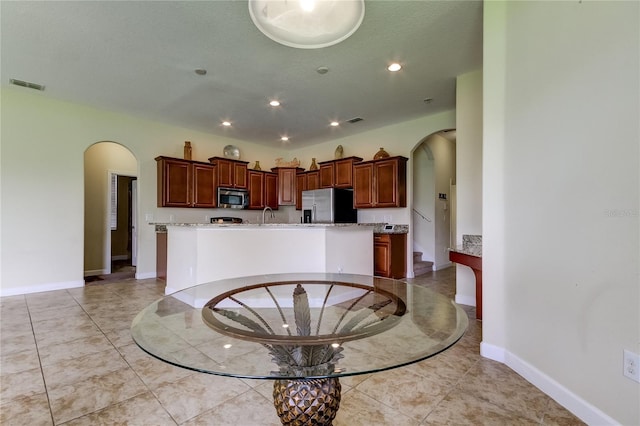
222,121 -> 231,126
270,100 -> 281,107
330,121 -> 340,127
194,69 -> 207,76
281,136 -> 289,142
317,66 -> 329,75
387,63 -> 402,72
423,98 -> 433,104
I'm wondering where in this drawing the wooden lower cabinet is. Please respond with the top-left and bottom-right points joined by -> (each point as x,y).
156,232 -> 167,281
374,233 -> 407,279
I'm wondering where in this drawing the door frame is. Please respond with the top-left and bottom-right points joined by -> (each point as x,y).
106,170 -> 138,274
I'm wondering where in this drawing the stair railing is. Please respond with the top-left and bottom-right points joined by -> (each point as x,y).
412,208 -> 432,222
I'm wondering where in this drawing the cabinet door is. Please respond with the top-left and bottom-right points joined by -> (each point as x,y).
374,235 -> 391,277
295,173 -> 306,210
353,163 -> 374,208
375,158 -> 406,207
157,158 -> 191,207
248,170 -> 265,209
276,168 -> 297,206
233,162 -> 248,189
334,159 -> 355,188
192,163 -> 216,208
374,160 -> 398,207
216,159 -> 234,188
265,172 -> 279,209
307,171 -> 320,190
319,163 -> 334,188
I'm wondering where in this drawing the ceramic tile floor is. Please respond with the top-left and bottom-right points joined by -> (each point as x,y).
0,268 -> 585,425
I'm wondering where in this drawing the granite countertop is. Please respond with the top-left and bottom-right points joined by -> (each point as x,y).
449,234 -> 482,257
152,222 -> 408,234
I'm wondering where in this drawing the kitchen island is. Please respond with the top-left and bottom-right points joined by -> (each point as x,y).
158,223 -> 374,294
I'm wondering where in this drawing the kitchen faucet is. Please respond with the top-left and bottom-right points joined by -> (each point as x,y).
262,206 -> 275,224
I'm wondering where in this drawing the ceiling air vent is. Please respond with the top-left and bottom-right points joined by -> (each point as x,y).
346,117 -> 363,124
10,79 -> 45,91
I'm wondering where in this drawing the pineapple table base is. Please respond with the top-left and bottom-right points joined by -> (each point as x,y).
273,378 -> 341,425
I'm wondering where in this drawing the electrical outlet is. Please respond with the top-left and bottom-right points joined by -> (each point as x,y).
623,350 -> 640,382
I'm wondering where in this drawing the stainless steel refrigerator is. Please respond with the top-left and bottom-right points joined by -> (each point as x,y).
301,188 -> 357,223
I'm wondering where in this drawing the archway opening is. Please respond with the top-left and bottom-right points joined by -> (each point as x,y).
84,141 -> 137,283
411,129 -> 456,276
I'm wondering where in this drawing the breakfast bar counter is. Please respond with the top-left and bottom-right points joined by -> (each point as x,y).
159,223 -> 375,294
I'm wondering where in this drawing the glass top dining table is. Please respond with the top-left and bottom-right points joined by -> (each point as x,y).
131,272 -> 469,381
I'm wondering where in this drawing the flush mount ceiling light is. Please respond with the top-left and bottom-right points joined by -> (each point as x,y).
269,100 -> 281,107
387,63 -> 402,72
248,0 -> 365,49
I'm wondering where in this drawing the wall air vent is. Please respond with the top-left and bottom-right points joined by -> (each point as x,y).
346,117 -> 363,124
9,79 -> 45,91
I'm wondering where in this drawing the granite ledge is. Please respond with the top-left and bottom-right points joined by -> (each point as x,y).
449,234 -> 482,257
152,222 -> 376,233
152,222 -> 408,234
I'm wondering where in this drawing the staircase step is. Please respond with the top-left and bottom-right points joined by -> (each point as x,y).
413,251 -> 423,262
413,260 -> 434,277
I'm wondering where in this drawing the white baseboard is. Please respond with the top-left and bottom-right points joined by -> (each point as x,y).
455,293 -> 476,307
0,280 -> 85,297
480,341 -> 506,363
433,261 -> 452,271
135,271 -> 156,280
481,342 -> 618,425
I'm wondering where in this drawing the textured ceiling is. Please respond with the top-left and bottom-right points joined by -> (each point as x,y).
1,1 -> 482,149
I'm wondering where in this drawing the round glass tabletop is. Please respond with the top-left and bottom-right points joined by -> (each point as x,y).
131,273 -> 468,380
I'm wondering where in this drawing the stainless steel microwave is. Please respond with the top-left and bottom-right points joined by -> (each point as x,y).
217,187 -> 248,209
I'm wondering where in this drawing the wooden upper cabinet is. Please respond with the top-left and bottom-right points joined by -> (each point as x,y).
272,167 -> 302,206
208,157 -> 248,189
247,170 -> 264,209
296,170 -> 320,210
318,156 -> 363,188
248,170 -> 278,210
191,163 -> 217,207
264,172 -> 278,209
156,156 -> 216,208
319,163 -> 334,188
353,162 -> 374,208
353,156 -> 407,208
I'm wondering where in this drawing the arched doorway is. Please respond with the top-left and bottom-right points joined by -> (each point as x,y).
411,130 -> 456,275
84,141 -> 137,283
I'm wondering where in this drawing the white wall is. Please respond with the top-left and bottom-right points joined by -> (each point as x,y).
0,87 -> 455,294
483,2 -> 639,425
455,70 -> 483,306
0,88 -> 285,295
